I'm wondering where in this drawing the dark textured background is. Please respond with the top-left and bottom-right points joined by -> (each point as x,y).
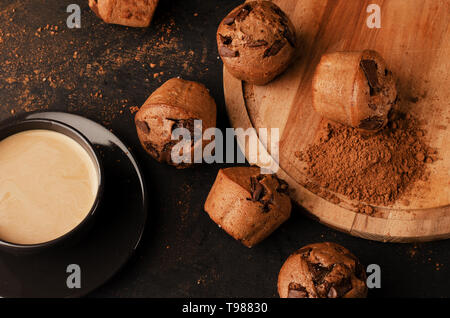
0,0 -> 448,297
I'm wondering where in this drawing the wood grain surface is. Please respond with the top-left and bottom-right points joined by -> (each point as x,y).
224,0 -> 450,242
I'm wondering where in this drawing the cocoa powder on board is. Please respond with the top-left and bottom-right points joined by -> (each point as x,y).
296,112 -> 438,207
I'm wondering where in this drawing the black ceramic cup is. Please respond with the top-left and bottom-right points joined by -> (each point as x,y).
0,118 -> 104,254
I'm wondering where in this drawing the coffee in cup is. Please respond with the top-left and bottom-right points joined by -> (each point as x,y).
0,129 -> 99,245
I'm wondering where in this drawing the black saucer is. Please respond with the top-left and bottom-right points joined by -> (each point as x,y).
0,112 -> 148,297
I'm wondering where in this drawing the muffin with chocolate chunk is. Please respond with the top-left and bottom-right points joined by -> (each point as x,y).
217,1 -> 297,85
278,242 -> 367,298
312,50 -> 397,132
204,167 -> 291,247
135,78 -> 216,167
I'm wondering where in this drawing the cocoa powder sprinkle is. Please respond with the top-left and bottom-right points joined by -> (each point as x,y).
297,112 -> 437,206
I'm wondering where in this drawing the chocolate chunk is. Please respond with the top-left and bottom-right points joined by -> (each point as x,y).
297,247 -> 312,258
219,34 -> 232,45
271,4 -> 291,28
327,287 -> 338,298
360,59 -> 380,95
136,120 -> 150,134
247,40 -> 268,48
222,7 -> 240,25
248,176 -> 274,213
288,283 -> 308,298
170,118 -> 196,134
288,289 -> 308,298
219,45 -> 239,58
283,26 -> 296,48
333,245 -> 346,254
368,103 -> 377,110
260,199 -> 272,213
160,141 -> 176,163
144,142 -> 159,158
331,278 -> 352,298
223,17 -> 235,25
263,40 -> 285,58
277,15 -> 296,48
250,176 -> 265,201
253,183 -> 264,201
162,141 -> 174,153
409,96 -> 419,103
123,11 -> 133,19
271,6 -> 285,17
236,4 -> 252,22
276,178 -> 289,194
308,262 -> 332,285
153,118 -> 198,164
223,4 -> 253,26
270,5 -> 295,47
358,116 -> 385,130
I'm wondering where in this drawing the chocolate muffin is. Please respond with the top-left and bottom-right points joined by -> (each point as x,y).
89,0 -> 159,27
217,1 -> 297,85
312,50 -> 397,132
135,78 -> 216,167
278,242 -> 367,298
204,167 -> 291,247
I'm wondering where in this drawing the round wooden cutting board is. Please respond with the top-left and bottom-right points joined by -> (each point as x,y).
224,0 -> 450,242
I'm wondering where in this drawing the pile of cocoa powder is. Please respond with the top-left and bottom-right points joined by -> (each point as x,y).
296,112 -> 438,206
